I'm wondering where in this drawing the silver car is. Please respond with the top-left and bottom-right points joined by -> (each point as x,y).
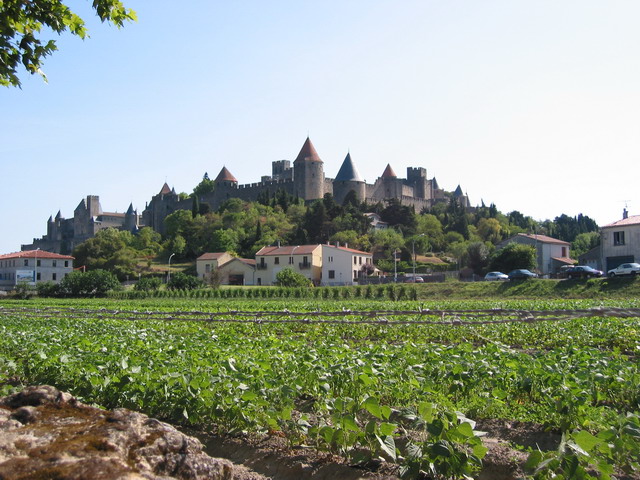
607,262 -> 640,277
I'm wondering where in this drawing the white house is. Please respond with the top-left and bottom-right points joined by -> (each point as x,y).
321,244 -> 374,286
255,245 -> 322,286
196,252 -> 233,282
217,258 -> 256,286
497,233 -> 574,277
0,250 -> 74,290
600,210 -> 640,272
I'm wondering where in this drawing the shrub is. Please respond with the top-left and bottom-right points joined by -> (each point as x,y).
134,276 -> 162,292
274,268 -> 313,288
167,272 -> 202,290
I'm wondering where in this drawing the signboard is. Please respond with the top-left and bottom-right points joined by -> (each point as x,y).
16,270 -> 35,284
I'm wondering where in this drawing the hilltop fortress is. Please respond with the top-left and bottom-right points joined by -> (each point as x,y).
24,137 -> 470,253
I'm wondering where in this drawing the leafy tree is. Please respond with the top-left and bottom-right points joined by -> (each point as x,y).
193,172 -> 215,196
476,218 -> 502,244
1,0 -> 136,87
275,267 -> 312,287
72,228 -> 137,280
489,243 -> 536,274
167,272 -> 202,290
466,241 -> 491,275
571,231 -> 600,258
134,276 -> 162,292
380,199 -> 417,235
59,269 -> 120,296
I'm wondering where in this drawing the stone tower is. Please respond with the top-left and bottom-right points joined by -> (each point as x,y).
333,153 -> 366,204
293,137 -> 325,201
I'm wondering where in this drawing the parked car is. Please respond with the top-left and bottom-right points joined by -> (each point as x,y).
607,262 -> 640,277
507,269 -> 538,280
566,265 -> 603,279
557,264 -> 576,279
484,271 -> 508,281
403,276 -> 424,283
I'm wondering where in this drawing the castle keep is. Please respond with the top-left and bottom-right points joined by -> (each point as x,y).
24,137 -> 469,253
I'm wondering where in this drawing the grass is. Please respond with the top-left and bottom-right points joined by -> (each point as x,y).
412,276 -> 640,299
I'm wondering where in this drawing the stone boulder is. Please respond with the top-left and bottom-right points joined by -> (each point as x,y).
0,385 -> 233,480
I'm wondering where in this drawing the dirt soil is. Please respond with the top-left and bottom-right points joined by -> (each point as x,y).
186,419 -> 564,480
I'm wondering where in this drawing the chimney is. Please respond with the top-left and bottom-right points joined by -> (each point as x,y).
623,208 -> 629,219
345,243 -> 348,248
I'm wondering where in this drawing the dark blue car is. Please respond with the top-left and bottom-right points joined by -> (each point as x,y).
507,269 -> 538,280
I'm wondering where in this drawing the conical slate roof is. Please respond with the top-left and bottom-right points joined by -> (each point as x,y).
335,153 -> 363,182
454,185 -> 464,196
294,137 -> 322,163
55,210 -> 62,220
126,203 -> 135,215
381,164 -> 397,178
215,166 -> 238,183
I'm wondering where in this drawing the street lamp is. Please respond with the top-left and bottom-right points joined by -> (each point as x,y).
393,249 -> 398,283
167,253 -> 175,284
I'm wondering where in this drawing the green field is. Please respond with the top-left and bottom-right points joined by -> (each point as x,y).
1,295 -> 639,479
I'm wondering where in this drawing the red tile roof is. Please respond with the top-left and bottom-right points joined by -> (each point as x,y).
551,256 -> 576,265
294,137 -> 322,163
381,164 -> 397,178
322,244 -> 372,256
516,233 -> 570,246
197,253 -> 229,261
159,183 -> 172,195
256,245 -> 321,256
215,166 -> 238,183
0,250 -> 74,260
603,215 -> 640,228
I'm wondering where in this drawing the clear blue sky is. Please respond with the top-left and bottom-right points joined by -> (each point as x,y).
2,0 -> 639,254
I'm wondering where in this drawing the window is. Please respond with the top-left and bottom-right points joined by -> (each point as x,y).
328,256 -> 333,262
359,257 -> 362,265
52,273 -> 57,281
354,257 -> 357,265
36,273 -> 41,281
614,231 -> 625,246
205,264 -> 211,273
561,247 -> 567,257
302,256 -> 309,266
64,261 -> 69,268
52,260 -> 56,267
257,278 -> 262,285
328,270 -> 335,279
354,270 -> 358,281
274,257 -> 280,265
289,257 -> 294,264
24,259 -> 28,266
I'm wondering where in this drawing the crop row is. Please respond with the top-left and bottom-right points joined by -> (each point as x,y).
0,298 -> 639,478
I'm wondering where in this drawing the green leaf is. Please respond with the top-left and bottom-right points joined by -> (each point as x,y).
379,422 -> 396,436
418,402 -> 434,422
376,434 -> 397,461
573,430 -> 601,453
362,396 -> 383,419
473,443 -> 489,459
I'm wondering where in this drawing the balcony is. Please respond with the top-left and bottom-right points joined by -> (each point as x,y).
256,264 -> 267,270
298,262 -> 311,270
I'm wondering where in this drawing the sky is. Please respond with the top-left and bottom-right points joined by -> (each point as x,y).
2,0 -> 640,254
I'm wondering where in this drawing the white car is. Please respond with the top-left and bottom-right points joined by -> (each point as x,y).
484,271 -> 509,281
607,262 -> 640,277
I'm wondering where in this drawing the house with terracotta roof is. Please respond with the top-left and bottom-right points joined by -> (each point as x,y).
255,245 -> 323,286
196,252 -> 233,282
600,209 -> 640,271
0,250 -> 74,290
321,244 -> 374,286
218,258 -> 257,286
497,233 -> 574,277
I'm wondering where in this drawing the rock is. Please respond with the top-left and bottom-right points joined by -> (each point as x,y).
0,386 -> 233,480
